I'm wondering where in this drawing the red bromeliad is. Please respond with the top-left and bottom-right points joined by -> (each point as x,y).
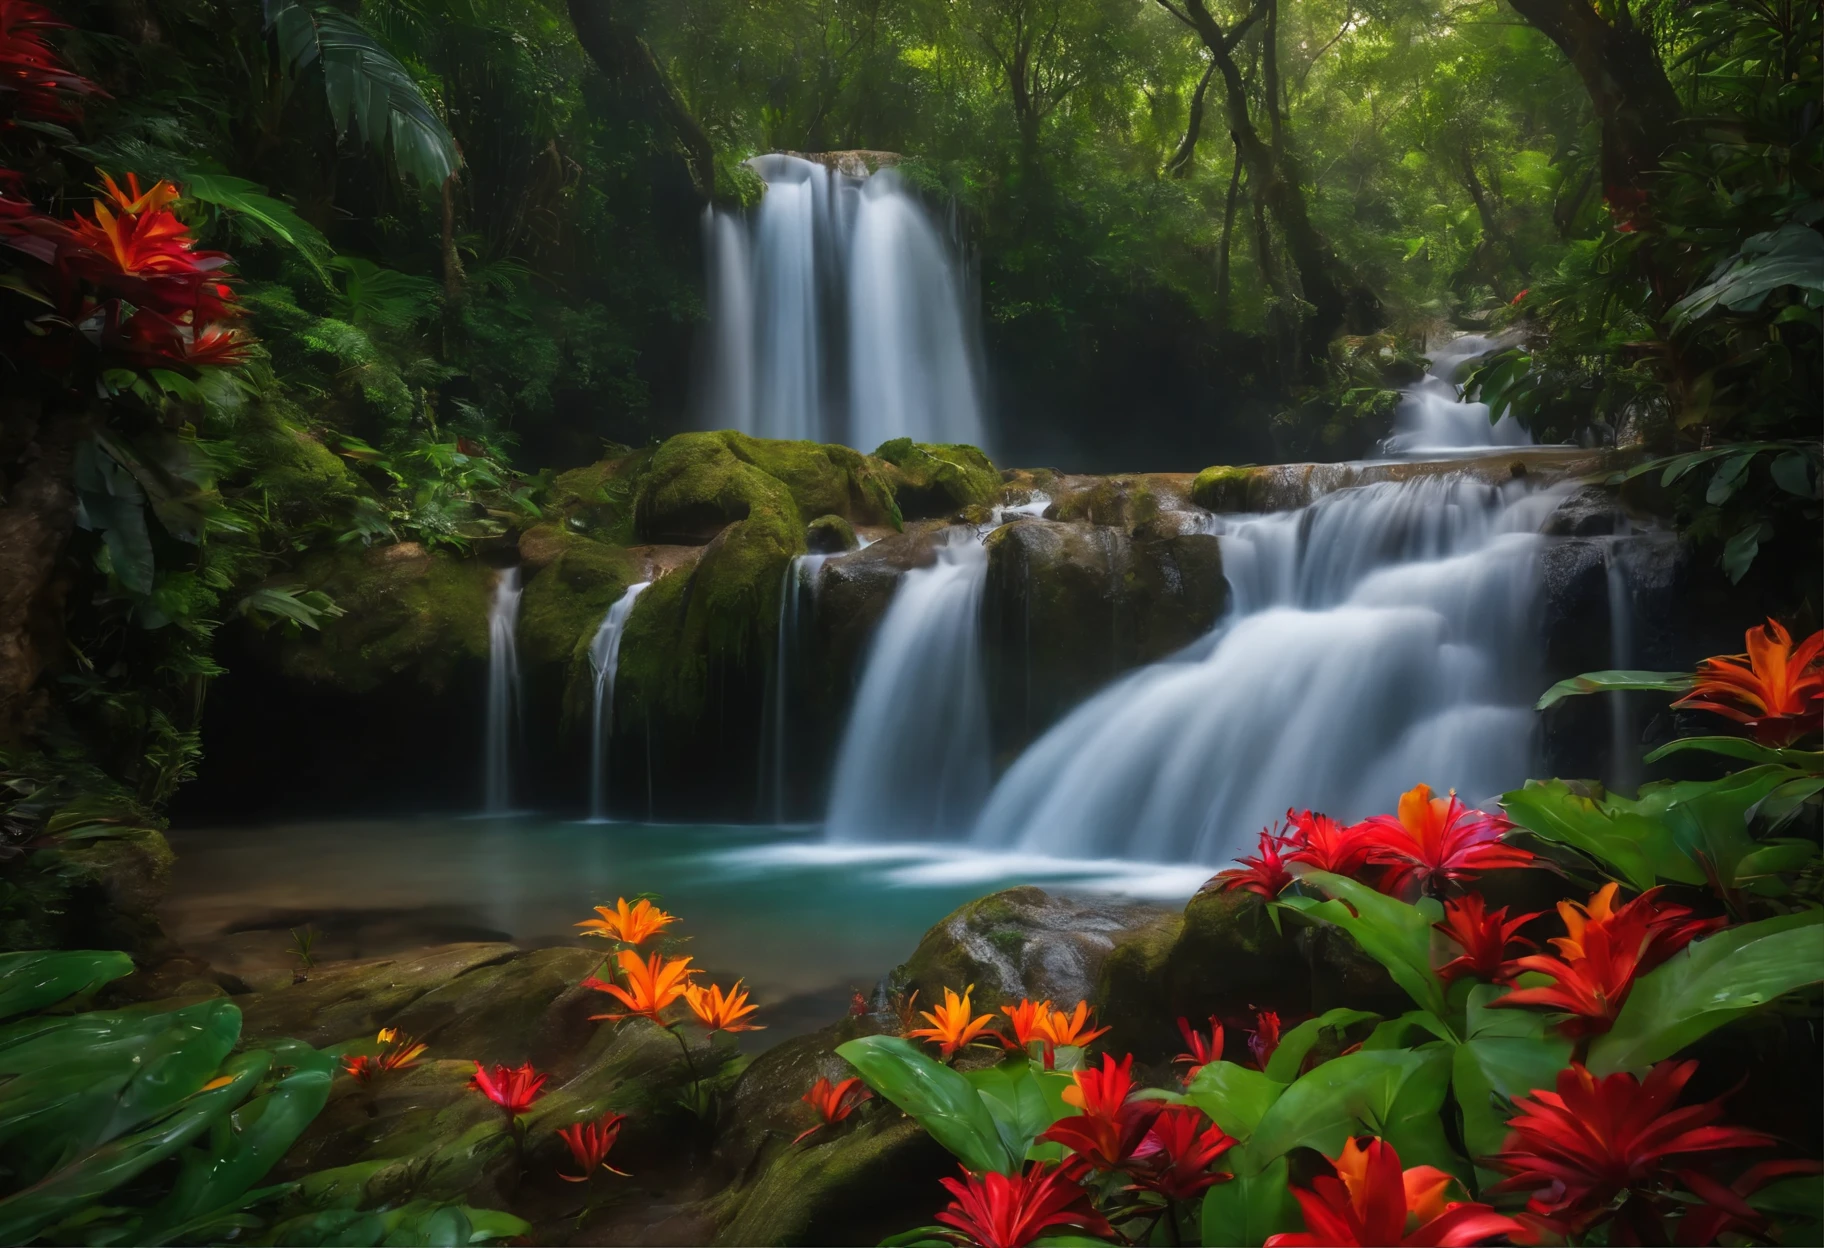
469,1061 -> 548,1118
1040,1053 -> 1164,1172
1211,827 -> 1294,899
1246,1008 -> 1282,1069
1353,784 -> 1530,895
1127,1104 -> 1236,1200
1672,618 -> 1824,746
1265,1137 -> 1525,1247
556,1113 -> 629,1181
1485,1061 -> 1778,1239
0,0 -> 104,127
793,1075 -> 872,1145
1173,1015 -> 1223,1084
933,1161 -> 1115,1248
1432,893 -> 1537,984
1284,808 -> 1375,878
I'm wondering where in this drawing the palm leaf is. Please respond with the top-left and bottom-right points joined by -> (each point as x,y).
181,174 -> 333,284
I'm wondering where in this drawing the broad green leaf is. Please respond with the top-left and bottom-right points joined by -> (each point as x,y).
1628,766 -> 1801,885
1360,1010 -> 1455,1051
1200,1149 -> 1297,1246
1771,451 -> 1820,499
1534,669 -> 1692,710
1734,840 -> 1820,885
138,1040 -> 335,1244
1262,1008 -> 1380,1081
1502,780 -> 1703,890
1644,737 -> 1824,772
961,1057 -> 1073,1165
1380,1045 -> 1457,1177
1705,451 -> 1756,504
1588,910 -> 1824,1074
1183,1062 -> 1285,1143
181,173 -> 333,282
0,951 -> 134,1021
1453,986 -> 1571,1173
837,1036 -> 1014,1175
1723,522 -> 1772,583
1245,1048 -> 1444,1172
0,1050 -> 266,1244
1668,223 -> 1824,327
1277,870 -> 1449,1019
264,1200 -> 529,1247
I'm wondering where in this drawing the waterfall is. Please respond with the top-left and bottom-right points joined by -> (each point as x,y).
700,153 -> 989,452
483,567 -> 523,815
1603,543 -> 1639,797
967,478 -> 1567,863
1383,334 -> 1532,456
587,581 -> 650,820
765,554 -> 834,822
824,533 -> 992,840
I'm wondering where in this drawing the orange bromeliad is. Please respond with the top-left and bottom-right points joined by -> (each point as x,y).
341,1029 -> 428,1084
584,949 -> 694,1025
793,1075 -> 873,1145
906,985 -> 998,1059
1265,1137 -> 1524,1247
557,1112 -> 629,1181
1673,618 -> 1824,746
683,980 -> 764,1035
577,897 -> 677,946
999,998 -> 1053,1051
1035,1000 -> 1109,1051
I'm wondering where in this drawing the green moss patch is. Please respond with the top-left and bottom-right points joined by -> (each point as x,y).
873,438 -> 999,519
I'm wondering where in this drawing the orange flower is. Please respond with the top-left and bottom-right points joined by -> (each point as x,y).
584,949 -> 694,1025
683,980 -> 764,1035
576,897 -> 677,946
999,998 -> 1053,1051
1266,1137 -> 1524,1246
793,1076 -> 873,1145
1035,1001 -> 1109,1050
557,1112 -> 629,1181
906,985 -> 998,1059
1673,618 -> 1824,746
1353,784 -> 1530,895
340,1029 -> 427,1084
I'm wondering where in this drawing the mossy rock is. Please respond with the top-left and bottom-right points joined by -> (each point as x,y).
237,403 -> 361,524
548,446 -> 647,545
872,438 -> 999,519
1190,464 -> 1273,513
805,514 -> 858,553
1161,888 -> 1311,1025
515,527 -> 638,668
635,432 -> 805,545
276,543 -> 492,693
1047,473 -> 1196,533
719,431 -> 902,529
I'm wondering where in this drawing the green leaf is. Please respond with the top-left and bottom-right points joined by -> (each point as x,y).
1588,910 -> 1824,1074
1245,1048 -> 1448,1172
0,1049 -> 267,1245
1723,522 -> 1772,584
181,173 -> 333,283
1644,737 -> 1824,772
1183,1062 -> 1286,1143
1733,840 -> 1819,885
836,1036 -> 1014,1175
0,951 -> 134,1021
1705,451 -> 1757,505
1627,765 -> 1804,884
1669,223 -> 1824,328
961,1057 -> 1073,1165
1535,670 -> 1693,710
1277,870 -> 1450,1019
1771,451 -> 1821,499
1453,986 -> 1571,1171
1262,1008 -> 1380,1082
1200,1149 -> 1298,1246
1501,780 -> 1703,890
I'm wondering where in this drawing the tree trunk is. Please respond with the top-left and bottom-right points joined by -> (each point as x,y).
567,0 -> 717,201
1504,0 -> 1681,206
1216,138 -> 1244,323
441,174 -> 466,304
0,403 -> 83,746
1167,60 -> 1218,177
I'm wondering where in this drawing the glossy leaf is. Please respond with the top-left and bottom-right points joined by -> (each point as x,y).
1452,985 -> 1572,1170
1183,1062 -> 1285,1143
1534,669 -> 1692,710
1262,1008 -> 1380,1082
1501,780 -> 1703,890
1244,1047 -> 1447,1172
181,173 -> 333,283
961,1056 -> 1074,1165
1200,1149 -> 1297,1247
1629,766 -> 1801,886
0,951 -> 134,1021
264,1200 -> 529,1247
836,1035 -> 1014,1175
1643,737 -> 1824,772
1277,870 -> 1449,1019
1723,522 -> 1772,583
1588,909 -> 1824,1074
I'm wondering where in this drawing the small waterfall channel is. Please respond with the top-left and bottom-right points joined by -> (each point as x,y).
587,582 -> 650,819
824,533 -> 992,840
700,153 -> 989,451
483,567 -> 523,815
1382,333 -> 1532,456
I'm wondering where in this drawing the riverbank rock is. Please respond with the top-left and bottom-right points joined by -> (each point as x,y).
873,438 -> 999,518
1046,472 -> 1202,534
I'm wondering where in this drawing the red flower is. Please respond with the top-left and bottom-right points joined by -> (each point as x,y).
1128,1104 -> 1236,1200
1246,1008 -> 1282,1070
1039,1053 -> 1164,1172
1265,1136 -> 1525,1247
793,1075 -> 872,1145
556,1112 -> 628,1181
1173,1015 -> 1223,1084
1675,1159 -> 1824,1245
1672,618 -> 1824,746
1353,784 -> 1531,895
1211,827 -> 1294,899
1486,1061 -> 1777,1238
1433,893 -> 1537,984
1285,808 -> 1375,878
934,1161 -> 1115,1248
0,0 -> 105,126
1493,884 -> 1724,1038
1510,288 -> 1529,305
469,1061 -> 547,1117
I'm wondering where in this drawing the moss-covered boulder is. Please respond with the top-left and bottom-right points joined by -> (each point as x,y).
805,513 -> 858,553
873,438 -> 998,519
515,527 -> 638,669
276,542 -> 492,693
237,403 -> 362,525
1047,473 -> 1199,534
981,520 -> 1227,756
720,431 -> 902,528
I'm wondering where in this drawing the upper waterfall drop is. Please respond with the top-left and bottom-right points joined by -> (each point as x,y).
699,153 -> 990,452
1382,334 -> 1532,456
483,567 -> 523,815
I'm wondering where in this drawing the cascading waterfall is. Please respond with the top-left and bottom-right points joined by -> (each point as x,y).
700,153 -> 989,451
587,581 -> 650,819
765,554 -> 834,821
483,567 -> 523,815
1603,540 -> 1639,797
824,533 -> 992,840
1383,334 -> 1532,456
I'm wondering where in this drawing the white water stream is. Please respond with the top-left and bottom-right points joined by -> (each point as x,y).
701,153 -> 989,451
483,567 -> 522,815
587,581 -> 649,819
1382,334 -> 1532,456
